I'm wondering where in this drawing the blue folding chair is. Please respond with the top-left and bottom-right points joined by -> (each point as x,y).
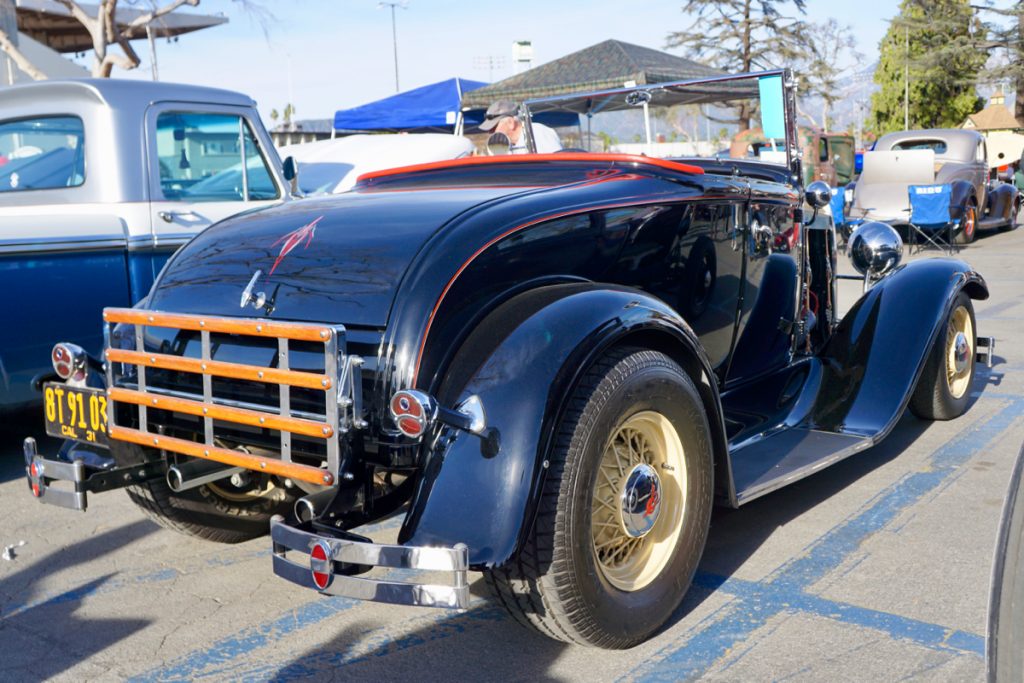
906,184 -> 957,255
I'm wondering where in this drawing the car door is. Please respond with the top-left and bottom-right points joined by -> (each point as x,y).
140,104 -> 285,295
726,187 -> 800,385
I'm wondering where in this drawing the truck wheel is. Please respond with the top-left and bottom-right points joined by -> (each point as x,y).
126,467 -> 296,543
956,203 -> 977,244
909,291 -> 976,421
486,348 -> 714,648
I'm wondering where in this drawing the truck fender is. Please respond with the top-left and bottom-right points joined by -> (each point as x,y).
398,283 -> 728,568
810,258 -> 987,436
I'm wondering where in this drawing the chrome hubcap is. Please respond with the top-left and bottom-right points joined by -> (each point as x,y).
591,411 -> 686,592
953,332 -> 970,374
619,463 -> 662,538
946,305 -> 974,399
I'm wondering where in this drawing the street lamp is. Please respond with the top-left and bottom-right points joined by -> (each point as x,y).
378,1 -> 407,93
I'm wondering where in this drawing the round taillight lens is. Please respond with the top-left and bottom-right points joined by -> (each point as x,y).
52,345 -> 72,380
389,390 -> 432,438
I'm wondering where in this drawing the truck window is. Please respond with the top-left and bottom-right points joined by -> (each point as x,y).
818,138 -> 829,162
156,112 -> 279,201
0,116 -> 85,192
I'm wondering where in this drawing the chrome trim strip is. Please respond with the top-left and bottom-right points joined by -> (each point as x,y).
270,516 -> 469,609
0,237 -> 127,255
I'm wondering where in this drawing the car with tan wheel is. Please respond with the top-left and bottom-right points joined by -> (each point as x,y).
25,70 -> 996,648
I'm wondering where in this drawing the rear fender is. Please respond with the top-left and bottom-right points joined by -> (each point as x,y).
949,179 -> 976,219
984,183 -> 1018,222
398,283 -> 728,568
810,258 -> 988,436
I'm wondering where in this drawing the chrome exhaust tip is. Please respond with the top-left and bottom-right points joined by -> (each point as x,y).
167,459 -> 245,492
295,487 -> 337,523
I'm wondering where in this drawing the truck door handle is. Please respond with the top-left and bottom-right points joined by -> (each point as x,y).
158,210 -> 200,223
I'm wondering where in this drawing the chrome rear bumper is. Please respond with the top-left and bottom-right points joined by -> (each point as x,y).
269,515 -> 470,609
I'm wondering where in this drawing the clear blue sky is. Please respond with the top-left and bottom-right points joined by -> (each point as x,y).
102,0 -> 902,122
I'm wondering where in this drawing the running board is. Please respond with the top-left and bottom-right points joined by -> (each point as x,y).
731,428 -> 873,506
977,216 -> 1008,231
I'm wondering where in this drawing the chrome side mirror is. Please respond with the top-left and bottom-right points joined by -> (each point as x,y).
805,180 -> 832,209
486,132 -> 512,156
848,221 -> 903,279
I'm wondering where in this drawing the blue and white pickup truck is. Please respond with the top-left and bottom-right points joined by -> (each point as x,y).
0,79 -> 292,410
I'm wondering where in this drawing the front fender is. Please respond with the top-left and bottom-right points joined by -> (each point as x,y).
811,258 -> 987,436
398,283 -> 725,568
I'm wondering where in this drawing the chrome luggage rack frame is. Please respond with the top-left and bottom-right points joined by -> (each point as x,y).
102,308 -> 365,486
270,515 -> 470,609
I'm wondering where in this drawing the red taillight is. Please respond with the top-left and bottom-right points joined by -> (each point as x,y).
389,390 -> 435,439
51,343 -> 87,382
52,345 -> 72,379
310,541 -> 332,590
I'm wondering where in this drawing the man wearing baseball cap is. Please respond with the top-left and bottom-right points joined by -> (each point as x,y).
479,99 -> 562,154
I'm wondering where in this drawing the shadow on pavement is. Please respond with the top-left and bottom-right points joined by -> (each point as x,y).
0,517 -> 158,679
0,405 -> 56,484
257,412 -> 941,680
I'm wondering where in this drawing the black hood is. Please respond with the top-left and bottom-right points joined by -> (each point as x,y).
147,187 -> 518,327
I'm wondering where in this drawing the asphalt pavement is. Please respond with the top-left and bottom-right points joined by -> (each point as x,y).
1,225 -> 1022,682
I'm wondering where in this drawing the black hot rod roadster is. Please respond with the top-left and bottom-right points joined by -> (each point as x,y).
26,71 -> 993,648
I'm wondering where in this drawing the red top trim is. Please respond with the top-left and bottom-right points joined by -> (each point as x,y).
355,153 -> 706,184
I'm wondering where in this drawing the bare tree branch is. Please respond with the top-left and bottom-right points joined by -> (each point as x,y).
125,0 -> 200,32
0,27 -> 47,80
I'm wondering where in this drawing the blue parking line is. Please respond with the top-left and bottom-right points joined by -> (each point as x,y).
627,398 -> 1022,681
119,396 -> 1022,681
210,603 -> 505,682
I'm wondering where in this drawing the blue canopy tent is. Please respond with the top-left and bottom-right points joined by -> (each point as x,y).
333,77 -> 489,133
333,77 -> 579,135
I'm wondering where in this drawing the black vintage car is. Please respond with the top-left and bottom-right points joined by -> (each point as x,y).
26,71 -> 994,648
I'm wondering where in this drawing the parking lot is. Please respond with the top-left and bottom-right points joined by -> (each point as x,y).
1,227 -> 1022,682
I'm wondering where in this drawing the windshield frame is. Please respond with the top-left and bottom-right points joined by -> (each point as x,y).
521,69 -> 800,182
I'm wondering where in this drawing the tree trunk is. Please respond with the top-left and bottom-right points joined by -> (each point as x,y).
1017,9 -> 1024,124
739,0 -> 753,130
0,28 -> 46,81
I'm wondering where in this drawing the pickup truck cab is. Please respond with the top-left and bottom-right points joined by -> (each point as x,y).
0,79 -> 290,410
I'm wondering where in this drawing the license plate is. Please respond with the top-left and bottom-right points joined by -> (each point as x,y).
43,383 -> 109,447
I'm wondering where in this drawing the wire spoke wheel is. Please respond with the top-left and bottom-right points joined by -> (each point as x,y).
945,305 -> 974,399
591,411 -> 686,592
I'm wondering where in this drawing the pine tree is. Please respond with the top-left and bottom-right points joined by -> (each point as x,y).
975,2 -> 1024,122
871,0 -> 985,134
666,0 -> 808,130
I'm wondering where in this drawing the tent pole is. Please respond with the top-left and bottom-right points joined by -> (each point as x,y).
643,101 -> 652,154
455,111 -> 463,137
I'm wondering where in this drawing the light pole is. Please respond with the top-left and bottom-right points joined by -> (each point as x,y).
378,1 -> 406,93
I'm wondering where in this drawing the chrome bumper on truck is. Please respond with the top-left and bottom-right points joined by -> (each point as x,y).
24,437 -> 160,511
270,515 -> 470,609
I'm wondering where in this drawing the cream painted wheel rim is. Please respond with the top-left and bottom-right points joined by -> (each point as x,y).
946,305 -> 974,399
591,411 -> 687,592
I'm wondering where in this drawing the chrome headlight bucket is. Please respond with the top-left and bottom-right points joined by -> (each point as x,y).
848,221 -> 903,278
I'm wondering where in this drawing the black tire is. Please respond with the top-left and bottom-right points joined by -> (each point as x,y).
486,348 -> 714,648
909,291 -> 976,421
126,465 -> 296,544
956,203 -> 977,244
